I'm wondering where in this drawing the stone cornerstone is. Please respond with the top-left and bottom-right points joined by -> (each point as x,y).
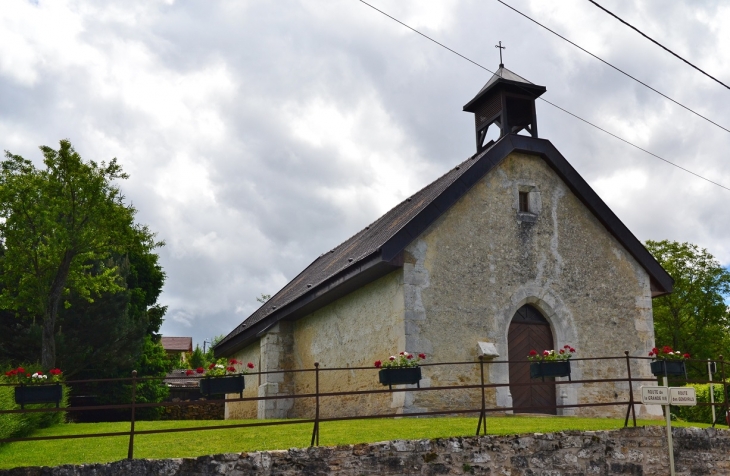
4,427 -> 729,475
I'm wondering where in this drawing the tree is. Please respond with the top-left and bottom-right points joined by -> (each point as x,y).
645,240 -> 730,367
0,140 -> 153,369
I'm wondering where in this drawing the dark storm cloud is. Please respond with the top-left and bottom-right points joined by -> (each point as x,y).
1,0 -> 728,346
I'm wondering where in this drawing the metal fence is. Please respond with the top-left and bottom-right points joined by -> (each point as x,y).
1,353 -> 728,460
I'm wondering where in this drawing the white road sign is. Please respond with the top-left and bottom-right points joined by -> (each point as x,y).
670,387 -> 697,406
641,386 -> 669,405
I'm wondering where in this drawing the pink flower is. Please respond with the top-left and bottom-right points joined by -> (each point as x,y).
543,350 -> 550,356
374,360 -> 382,368
247,362 -> 255,369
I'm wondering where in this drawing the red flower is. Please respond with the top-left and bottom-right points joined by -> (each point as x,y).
406,354 -> 413,360
542,350 -> 550,356
683,353 -> 690,359
569,348 -> 576,353
559,349 -> 565,354
229,359 -> 239,365
651,347 -> 659,355
529,350 -> 538,356
226,366 -> 236,372
37,371 -> 43,376
247,362 -> 255,369
196,367 -> 204,374
563,345 -> 570,349
399,351 -> 405,356
26,373 -> 30,377
374,360 -> 382,368
418,353 -> 426,359
208,363 -> 216,370
185,369 -> 194,376
662,346 -> 673,354
16,367 -> 25,373
389,356 -> 395,361
648,351 -> 654,357
49,368 -> 62,376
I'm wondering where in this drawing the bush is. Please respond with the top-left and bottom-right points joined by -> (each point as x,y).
0,384 -> 68,441
670,381 -> 728,424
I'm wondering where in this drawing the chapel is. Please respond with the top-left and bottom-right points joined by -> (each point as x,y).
216,65 -> 672,420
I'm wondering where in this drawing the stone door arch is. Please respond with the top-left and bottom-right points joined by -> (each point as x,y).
508,304 -> 557,414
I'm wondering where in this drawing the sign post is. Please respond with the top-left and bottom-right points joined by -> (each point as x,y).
640,384 -> 696,476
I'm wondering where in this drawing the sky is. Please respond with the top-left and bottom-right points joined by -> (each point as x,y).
1,0 -> 729,349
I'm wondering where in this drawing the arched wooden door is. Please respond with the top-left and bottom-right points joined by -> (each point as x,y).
508,305 -> 557,414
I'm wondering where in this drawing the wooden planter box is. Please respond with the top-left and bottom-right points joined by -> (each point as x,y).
14,384 -> 63,409
650,360 -> 686,378
378,367 -> 422,389
530,361 -> 572,381
199,375 -> 245,398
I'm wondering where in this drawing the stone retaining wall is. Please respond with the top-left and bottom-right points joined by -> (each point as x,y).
4,426 -> 729,475
161,400 -> 224,420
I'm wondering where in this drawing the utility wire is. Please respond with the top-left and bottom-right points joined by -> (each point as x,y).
356,0 -> 730,192
587,0 -> 730,91
497,0 -> 730,135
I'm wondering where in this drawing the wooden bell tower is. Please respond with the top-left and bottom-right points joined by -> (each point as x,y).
463,65 -> 546,153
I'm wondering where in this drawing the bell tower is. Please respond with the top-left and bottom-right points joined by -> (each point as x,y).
463,64 -> 546,153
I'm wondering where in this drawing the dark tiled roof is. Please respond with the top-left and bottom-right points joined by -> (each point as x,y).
217,152 -> 481,350
217,134 -> 673,355
161,337 -> 193,352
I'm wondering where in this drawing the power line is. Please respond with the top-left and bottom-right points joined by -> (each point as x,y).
587,0 -> 730,91
356,0 -> 730,192
496,0 -> 730,135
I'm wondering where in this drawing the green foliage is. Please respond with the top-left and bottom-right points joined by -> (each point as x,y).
0,140 -> 154,369
645,240 -> 730,376
671,381 -> 728,424
131,336 -> 172,420
0,382 -> 68,441
188,345 -> 205,369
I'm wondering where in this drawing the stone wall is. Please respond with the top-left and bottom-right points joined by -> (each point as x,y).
161,400 -> 224,420
5,427 -> 729,475
404,152 -> 659,418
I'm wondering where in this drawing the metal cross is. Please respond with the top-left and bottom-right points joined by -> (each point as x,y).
495,41 -> 506,66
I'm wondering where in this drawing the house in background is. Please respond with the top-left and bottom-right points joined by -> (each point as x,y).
161,336 -> 193,363
216,65 -> 673,421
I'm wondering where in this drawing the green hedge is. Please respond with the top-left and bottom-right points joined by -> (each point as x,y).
670,381 -> 728,424
0,384 -> 68,441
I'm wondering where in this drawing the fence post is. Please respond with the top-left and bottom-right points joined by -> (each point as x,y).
476,356 -> 487,436
623,351 -> 636,427
720,356 -> 728,428
127,370 -> 137,460
310,362 -> 320,447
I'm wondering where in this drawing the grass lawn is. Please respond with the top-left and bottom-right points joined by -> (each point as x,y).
0,416 -> 721,469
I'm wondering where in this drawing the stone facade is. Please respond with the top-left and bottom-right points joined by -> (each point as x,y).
226,151 -> 661,420
6,427 -> 730,475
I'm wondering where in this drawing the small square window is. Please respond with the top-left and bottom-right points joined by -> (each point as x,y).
518,191 -> 529,213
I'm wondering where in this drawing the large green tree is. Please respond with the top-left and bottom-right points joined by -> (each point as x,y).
646,240 -> 730,364
0,140 -> 154,369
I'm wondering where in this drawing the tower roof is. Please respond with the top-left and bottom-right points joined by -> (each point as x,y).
463,65 -> 546,112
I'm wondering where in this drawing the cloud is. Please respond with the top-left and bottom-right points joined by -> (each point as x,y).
1,0 -> 729,347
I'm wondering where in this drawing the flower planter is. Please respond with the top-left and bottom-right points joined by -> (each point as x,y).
378,367 -> 422,389
199,374 -> 245,398
650,360 -> 686,378
14,384 -> 63,409
530,361 -> 571,381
